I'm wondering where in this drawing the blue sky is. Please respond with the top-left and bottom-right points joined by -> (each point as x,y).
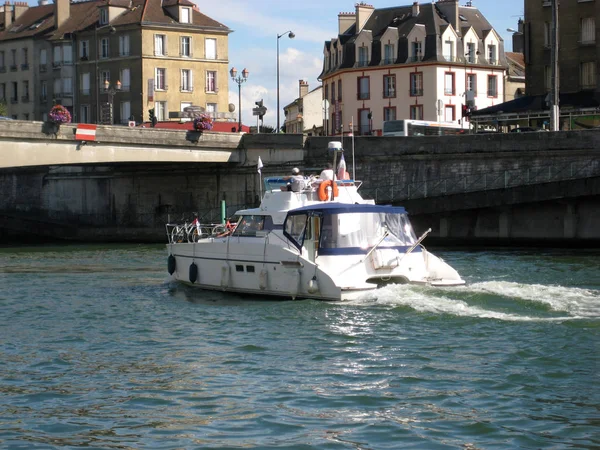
202,0 -> 525,128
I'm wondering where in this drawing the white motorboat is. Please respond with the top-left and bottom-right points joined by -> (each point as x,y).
166,143 -> 465,301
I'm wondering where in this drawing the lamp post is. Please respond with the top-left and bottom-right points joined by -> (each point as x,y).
230,67 -> 248,132
103,79 -> 121,124
277,30 -> 295,133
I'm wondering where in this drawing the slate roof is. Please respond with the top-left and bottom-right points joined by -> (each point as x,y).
0,0 -> 229,43
320,2 -> 504,79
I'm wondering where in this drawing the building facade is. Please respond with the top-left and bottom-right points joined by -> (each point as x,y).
505,52 -> 525,102
283,80 -> 323,135
0,0 -> 231,124
524,0 -> 599,98
319,1 -> 508,136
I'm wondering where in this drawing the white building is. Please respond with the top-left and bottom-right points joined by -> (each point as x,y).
319,1 -> 507,135
283,80 -> 324,135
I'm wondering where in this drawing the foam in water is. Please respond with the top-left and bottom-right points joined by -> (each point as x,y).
348,282 -> 599,321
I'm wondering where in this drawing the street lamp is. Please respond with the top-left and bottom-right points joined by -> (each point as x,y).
230,67 -> 249,132
277,30 -> 295,133
103,79 -> 121,124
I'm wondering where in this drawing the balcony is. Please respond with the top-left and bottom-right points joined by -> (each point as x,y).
407,55 -> 423,63
357,91 -> 369,100
52,62 -> 62,69
383,89 -> 396,98
21,95 -> 29,103
410,88 -> 423,97
9,65 -> 17,72
357,60 -> 369,68
21,63 -> 29,71
443,55 -> 458,62
39,64 -> 47,73
444,88 -> 455,95
382,58 -> 395,65
62,91 -> 73,98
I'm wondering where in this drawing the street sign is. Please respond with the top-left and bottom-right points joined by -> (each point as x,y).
252,106 -> 267,116
75,124 -> 97,141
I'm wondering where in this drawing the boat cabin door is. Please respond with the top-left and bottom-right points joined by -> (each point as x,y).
303,216 -> 321,262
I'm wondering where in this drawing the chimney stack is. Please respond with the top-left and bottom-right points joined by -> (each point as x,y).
412,2 -> 419,16
13,1 -> 28,20
299,79 -> 309,98
436,0 -> 459,33
355,2 -> 374,33
338,11 -> 355,35
4,2 -> 12,29
54,0 -> 70,29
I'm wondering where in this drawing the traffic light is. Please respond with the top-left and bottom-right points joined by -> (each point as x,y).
148,108 -> 157,127
255,99 -> 265,119
461,104 -> 470,118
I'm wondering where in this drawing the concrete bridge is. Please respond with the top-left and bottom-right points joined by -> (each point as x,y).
0,122 -> 598,246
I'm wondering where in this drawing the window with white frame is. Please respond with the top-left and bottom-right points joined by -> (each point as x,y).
358,46 -> 368,66
383,43 -> 394,64
206,70 -> 216,92
40,49 -> 46,65
80,105 -> 90,123
384,106 -> 396,122
53,46 -> 61,64
119,35 -> 130,56
410,72 -> 423,96
181,7 -> 190,23
544,22 -> 551,47
466,42 -> 476,62
205,38 -> 216,59
63,44 -> 72,64
357,76 -> 369,99
180,101 -> 192,112
63,77 -> 72,95
410,105 -> 423,120
487,75 -> 498,97
53,78 -> 60,96
443,40 -> 454,61
120,101 -> 131,124
155,68 -> 166,90
383,74 -> 395,98
444,72 -> 455,95
411,41 -> 422,61
101,70 -> 110,85
206,103 -> 217,117
580,61 -> 596,89
99,8 -> 108,25
155,101 -> 166,121
487,44 -> 497,64
81,72 -> 90,95
467,73 -> 477,94
181,69 -> 192,92
581,17 -> 595,44
181,36 -> 191,57
22,48 -> 28,67
79,40 -> 88,59
120,68 -> 130,91
444,105 -> 454,122
154,34 -> 166,56
23,80 -> 29,99
100,38 -> 109,59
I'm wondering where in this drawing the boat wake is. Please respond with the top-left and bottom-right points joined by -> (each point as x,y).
348,281 -> 600,321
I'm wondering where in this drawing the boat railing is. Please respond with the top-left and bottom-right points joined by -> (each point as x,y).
263,176 -> 360,193
166,221 -> 232,244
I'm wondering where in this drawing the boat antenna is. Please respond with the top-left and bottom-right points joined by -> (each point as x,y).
328,141 -> 343,201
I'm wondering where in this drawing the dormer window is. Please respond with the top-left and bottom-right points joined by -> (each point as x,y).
358,46 -> 368,67
383,43 -> 394,64
487,44 -> 497,65
443,40 -> 454,62
180,7 -> 191,24
99,8 -> 108,25
411,41 -> 422,62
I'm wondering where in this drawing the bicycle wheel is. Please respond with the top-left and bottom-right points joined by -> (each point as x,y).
212,224 -> 227,236
188,226 -> 202,243
171,226 -> 186,243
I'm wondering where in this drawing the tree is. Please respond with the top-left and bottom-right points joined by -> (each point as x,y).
0,101 -> 7,117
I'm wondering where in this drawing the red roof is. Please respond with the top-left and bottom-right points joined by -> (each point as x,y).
139,121 -> 251,133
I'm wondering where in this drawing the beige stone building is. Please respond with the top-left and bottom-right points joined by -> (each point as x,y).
320,1 -> 508,135
283,80 -> 323,135
505,52 -> 525,102
0,0 -> 231,124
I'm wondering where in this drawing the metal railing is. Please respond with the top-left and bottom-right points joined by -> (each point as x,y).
360,159 -> 600,203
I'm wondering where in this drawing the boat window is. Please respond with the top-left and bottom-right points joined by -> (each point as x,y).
283,213 -> 308,249
235,265 -> 244,272
319,212 -> 416,250
246,265 -> 255,273
233,215 -> 266,237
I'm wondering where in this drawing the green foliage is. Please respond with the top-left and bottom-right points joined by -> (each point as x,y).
0,101 -> 7,117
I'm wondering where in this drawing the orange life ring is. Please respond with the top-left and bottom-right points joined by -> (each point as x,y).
318,180 -> 339,201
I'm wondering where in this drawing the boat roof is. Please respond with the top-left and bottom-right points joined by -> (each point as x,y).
287,203 -> 407,215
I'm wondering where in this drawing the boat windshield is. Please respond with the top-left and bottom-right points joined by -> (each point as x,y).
232,215 -> 274,237
285,210 -> 417,253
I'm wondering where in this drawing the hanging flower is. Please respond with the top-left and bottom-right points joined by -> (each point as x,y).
193,113 -> 213,132
48,105 -> 72,125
